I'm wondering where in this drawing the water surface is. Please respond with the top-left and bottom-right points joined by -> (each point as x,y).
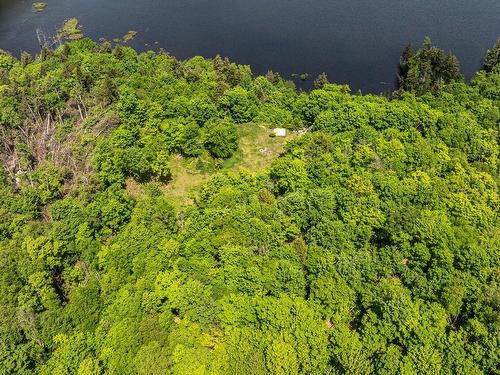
0,0 -> 498,92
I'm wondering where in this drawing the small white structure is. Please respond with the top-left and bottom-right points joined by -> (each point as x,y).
273,128 -> 287,137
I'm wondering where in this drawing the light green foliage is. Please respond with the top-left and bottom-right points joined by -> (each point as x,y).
0,38 -> 498,374
202,118 -> 238,159
219,86 -> 258,123
30,163 -> 66,205
270,157 -> 309,194
255,104 -> 294,127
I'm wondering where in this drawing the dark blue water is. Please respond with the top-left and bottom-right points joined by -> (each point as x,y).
0,0 -> 498,92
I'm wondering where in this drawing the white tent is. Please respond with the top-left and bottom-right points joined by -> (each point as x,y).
273,128 -> 287,137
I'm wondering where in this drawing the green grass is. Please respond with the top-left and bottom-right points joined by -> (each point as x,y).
161,123 -> 293,209
162,156 -> 207,208
233,123 -> 290,172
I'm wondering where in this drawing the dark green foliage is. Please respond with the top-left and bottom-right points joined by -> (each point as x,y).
0,39 -> 498,374
219,86 -> 258,123
398,38 -> 463,94
483,38 -> 500,72
313,72 -> 330,89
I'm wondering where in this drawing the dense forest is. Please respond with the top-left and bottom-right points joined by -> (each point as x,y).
0,37 -> 499,374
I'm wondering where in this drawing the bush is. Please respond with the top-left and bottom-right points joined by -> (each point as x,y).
202,118 -> 239,159
219,86 -> 258,123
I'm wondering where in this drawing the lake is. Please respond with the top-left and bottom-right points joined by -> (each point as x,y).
0,0 -> 498,92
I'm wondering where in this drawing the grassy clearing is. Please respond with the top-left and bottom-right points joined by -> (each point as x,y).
233,123 -> 290,172
161,123 -> 292,209
32,2 -> 47,12
58,18 -> 83,40
162,156 -> 207,208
